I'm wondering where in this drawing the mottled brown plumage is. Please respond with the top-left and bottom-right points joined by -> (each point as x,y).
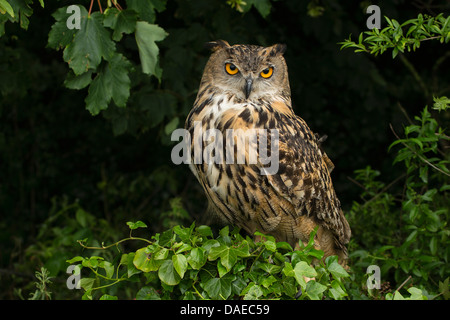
185,40 -> 351,264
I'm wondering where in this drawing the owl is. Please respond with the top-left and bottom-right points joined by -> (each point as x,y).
185,40 -> 351,264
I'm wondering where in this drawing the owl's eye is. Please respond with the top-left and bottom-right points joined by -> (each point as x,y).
225,63 -> 239,75
260,67 -> 274,78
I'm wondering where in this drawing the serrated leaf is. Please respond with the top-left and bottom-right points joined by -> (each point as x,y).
126,0 -> 166,23
63,11 -> 115,75
85,53 -> 132,115
48,6 -> 79,50
135,21 -> 168,79
64,70 -> 93,90
103,8 -> 137,41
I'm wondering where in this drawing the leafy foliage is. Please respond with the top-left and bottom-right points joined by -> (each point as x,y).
69,221 -> 352,300
1,0 -> 449,301
340,13 -> 450,58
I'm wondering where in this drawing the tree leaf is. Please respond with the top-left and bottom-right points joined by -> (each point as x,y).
48,6 -> 79,50
126,0 -> 166,23
0,0 -> 15,18
135,21 -> 168,79
85,53 -> 132,115
64,70 -> 93,90
63,11 -> 115,75
103,8 -> 137,41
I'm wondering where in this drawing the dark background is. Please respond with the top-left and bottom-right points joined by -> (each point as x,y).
0,0 -> 449,299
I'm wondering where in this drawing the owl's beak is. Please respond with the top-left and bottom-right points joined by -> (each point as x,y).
244,78 -> 253,99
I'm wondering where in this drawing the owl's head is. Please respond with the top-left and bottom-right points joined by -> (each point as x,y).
200,40 -> 290,101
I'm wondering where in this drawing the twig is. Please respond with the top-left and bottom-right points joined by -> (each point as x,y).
97,0 -> 103,13
395,275 -> 412,293
88,0 -> 94,16
77,236 -> 152,250
389,124 -> 450,177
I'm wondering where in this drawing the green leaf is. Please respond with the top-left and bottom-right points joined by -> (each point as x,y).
172,254 -> 187,278
135,21 -> 168,79
208,244 -> 238,272
126,0 -> 166,23
127,220 -> 148,230
99,294 -> 118,300
327,259 -> 349,280
63,11 -> 115,75
103,8 -> 137,41
187,247 -> 207,270
243,284 -> 264,300
203,276 -> 233,299
64,70 -> 93,90
305,280 -> 327,300
85,53 -> 132,115
328,280 -> 348,299
133,247 -> 162,272
48,6 -> 79,50
196,225 -> 214,238
136,286 -> 161,300
293,261 -> 317,289
158,259 -> 181,286
0,0 -> 14,18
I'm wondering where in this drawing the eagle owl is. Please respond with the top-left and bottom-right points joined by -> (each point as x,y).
185,40 -> 351,264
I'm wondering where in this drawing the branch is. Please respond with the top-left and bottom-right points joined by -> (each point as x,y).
389,124 -> 450,177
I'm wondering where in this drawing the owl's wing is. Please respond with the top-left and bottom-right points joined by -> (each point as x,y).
261,111 -> 351,247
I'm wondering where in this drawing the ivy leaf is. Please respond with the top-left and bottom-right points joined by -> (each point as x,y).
172,254 -> 187,278
85,53 -> 132,115
208,244 -> 238,272
187,247 -> 207,270
135,21 -> 168,79
203,276 -> 233,299
305,281 -> 327,300
133,247 -> 162,272
327,258 -> 349,280
127,221 -> 148,230
63,10 -> 115,75
158,259 -> 181,286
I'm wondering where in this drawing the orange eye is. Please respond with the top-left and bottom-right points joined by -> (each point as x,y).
225,63 -> 239,75
260,67 -> 273,78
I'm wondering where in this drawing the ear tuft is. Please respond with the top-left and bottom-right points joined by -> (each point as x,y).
204,40 -> 231,52
269,43 -> 287,56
